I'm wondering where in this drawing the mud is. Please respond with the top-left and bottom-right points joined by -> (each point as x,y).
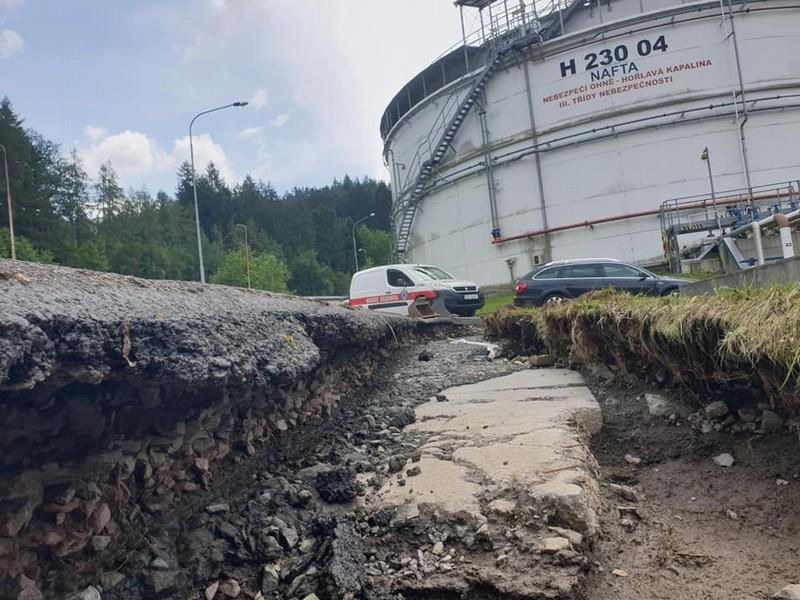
582,373 -> 800,600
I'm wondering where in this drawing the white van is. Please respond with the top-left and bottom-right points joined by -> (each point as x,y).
348,264 -> 484,317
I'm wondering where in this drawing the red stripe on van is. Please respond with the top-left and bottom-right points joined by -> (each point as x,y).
349,290 -> 437,307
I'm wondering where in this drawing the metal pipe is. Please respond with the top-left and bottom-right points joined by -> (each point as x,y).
460,5 -> 471,73
722,0 -> 754,201
752,221 -> 765,265
189,101 -> 248,283
521,57 -> 551,261
491,192 -> 798,245
775,213 -> 796,259
0,144 -> 15,260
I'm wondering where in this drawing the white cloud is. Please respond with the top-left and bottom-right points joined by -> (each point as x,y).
270,113 -> 290,128
250,88 -> 268,110
0,29 -> 23,60
238,126 -> 263,140
78,127 -> 235,186
0,0 -> 24,9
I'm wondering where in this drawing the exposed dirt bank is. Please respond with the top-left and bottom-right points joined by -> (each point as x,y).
0,261 -> 465,599
582,372 -> 800,600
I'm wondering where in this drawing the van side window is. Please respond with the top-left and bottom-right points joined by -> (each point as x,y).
387,269 -> 414,287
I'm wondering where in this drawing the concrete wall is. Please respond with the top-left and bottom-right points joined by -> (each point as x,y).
680,256 -> 800,296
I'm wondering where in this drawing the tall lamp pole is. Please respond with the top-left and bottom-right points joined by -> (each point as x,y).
700,147 -> 721,231
0,144 -> 15,260
352,212 -> 375,272
189,101 -> 248,283
236,223 -> 251,290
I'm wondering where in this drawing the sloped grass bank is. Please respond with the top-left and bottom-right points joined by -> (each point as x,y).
485,287 -> 800,408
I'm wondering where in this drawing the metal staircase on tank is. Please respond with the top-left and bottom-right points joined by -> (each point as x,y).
393,46 -> 506,258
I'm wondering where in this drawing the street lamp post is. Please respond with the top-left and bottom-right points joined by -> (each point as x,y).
189,101 -> 248,283
236,223 -> 251,290
352,212 -> 375,272
0,144 -> 15,260
700,147 -> 721,231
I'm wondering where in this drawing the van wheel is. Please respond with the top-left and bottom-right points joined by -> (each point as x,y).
461,310 -> 476,317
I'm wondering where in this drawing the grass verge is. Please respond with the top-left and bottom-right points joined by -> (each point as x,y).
484,286 -> 800,407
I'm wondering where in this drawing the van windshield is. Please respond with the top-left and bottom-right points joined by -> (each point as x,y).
413,266 -> 454,281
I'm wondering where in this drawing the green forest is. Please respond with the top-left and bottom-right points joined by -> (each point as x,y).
0,98 -> 394,295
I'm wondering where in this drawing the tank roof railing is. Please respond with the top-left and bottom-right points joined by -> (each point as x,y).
381,0 -> 573,140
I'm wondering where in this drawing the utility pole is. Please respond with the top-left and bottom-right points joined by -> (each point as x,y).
236,223 -> 251,289
0,144 -> 15,260
701,147 -> 721,231
189,101 -> 248,283
352,212 -> 375,272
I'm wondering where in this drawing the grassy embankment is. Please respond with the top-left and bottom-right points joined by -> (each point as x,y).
484,286 -> 800,408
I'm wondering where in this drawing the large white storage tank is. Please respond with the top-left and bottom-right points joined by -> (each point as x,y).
381,0 -> 800,286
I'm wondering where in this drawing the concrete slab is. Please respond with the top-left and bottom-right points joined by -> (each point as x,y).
372,368 -> 603,536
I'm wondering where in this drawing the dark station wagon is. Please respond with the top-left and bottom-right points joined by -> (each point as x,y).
513,258 -> 690,307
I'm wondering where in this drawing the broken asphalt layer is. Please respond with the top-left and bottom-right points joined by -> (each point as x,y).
366,369 -> 603,598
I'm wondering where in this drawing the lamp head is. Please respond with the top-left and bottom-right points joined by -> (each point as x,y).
233,101 -> 249,107
700,147 -> 709,161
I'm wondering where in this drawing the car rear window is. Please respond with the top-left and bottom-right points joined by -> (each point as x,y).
533,267 -> 562,279
561,264 -> 603,278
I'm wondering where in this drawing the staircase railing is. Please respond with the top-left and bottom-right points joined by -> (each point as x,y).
393,46 -> 506,257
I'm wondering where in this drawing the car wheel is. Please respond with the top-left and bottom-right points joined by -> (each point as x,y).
543,293 -> 567,306
661,287 -> 679,297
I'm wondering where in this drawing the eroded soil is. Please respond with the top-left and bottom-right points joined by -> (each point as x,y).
584,376 -> 800,600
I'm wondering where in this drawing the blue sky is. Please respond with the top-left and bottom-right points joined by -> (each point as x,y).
1,0 -> 465,194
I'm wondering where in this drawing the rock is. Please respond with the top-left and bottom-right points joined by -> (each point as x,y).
219,579 -> 241,598
91,503 -> 111,533
16,575 -> 43,600
529,354 -> 556,367
760,410 -> 785,434
777,479 -> 790,486
91,535 -> 111,552
608,483 -> 638,502
390,503 -> 420,528
712,453 -> 735,468
645,393 -> 679,417
432,541 -> 444,555
261,564 -> 280,594
726,509 -> 739,520
204,581 -> 219,600
612,568 -> 629,577
65,586 -> 102,600
405,466 -> 421,477
589,363 -> 614,381
488,499 -> 516,514
205,503 -> 230,514
704,400 -> 729,419
548,527 -> 583,547
99,571 -> 126,591
541,537 -> 571,553
624,454 -> 641,465
737,409 -> 757,423
388,455 -> 406,473
150,557 -> 170,570
388,407 -> 416,429
315,469 -> 361,503
776,584 -> 800,599
418,349 -> 433,362
145,570 -> 180,595
302,595 -> 320,600
272,518 -> 298,550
